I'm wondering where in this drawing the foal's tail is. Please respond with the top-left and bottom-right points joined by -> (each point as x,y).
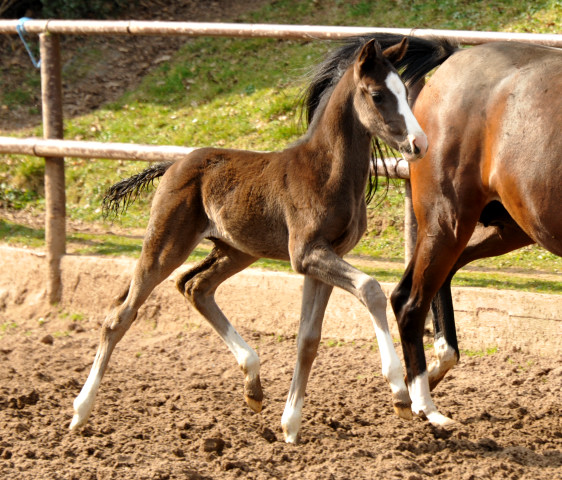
303,34 -> 458,124
102,161 -> 174,216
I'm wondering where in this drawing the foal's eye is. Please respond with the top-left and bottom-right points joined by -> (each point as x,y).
371,91 -> 384,104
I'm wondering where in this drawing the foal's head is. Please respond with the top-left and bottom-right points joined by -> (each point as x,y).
353,39 -> 428,162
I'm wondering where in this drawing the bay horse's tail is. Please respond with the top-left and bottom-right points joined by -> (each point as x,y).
102,161 -> 174,216
303,34 -> 458,124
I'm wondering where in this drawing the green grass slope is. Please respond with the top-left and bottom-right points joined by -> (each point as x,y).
0,0 -> 560,293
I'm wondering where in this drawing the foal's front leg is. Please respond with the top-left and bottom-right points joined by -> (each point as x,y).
291,244 -> 411,420
281,276 -> 333,443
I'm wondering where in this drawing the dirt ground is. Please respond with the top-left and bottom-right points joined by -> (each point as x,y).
0,248 -> 560,480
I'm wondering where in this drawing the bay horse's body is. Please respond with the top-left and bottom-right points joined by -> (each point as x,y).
309,35 -> 562,426
69,39 -> 428,442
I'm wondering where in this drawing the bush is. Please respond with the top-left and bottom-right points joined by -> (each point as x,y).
0,183 -> 39,209
40,0 -> 128,19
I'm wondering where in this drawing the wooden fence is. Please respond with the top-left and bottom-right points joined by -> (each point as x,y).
0,20 -> 560,303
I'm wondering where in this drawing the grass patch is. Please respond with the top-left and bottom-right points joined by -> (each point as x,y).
0,321 -> 18,333
451,271 -> 562,295
461,346 -> 499,357
0,219 -> 45,248
1,217 -> 559,294
358,264 -> 561,295
52,330 -> 71,338
323,339 -> 346,348
59,311 -> 85,322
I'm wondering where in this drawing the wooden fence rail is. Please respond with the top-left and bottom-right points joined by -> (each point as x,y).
1,21 -> 560,303
0,136 -> 411,177
1,20 -> 562,46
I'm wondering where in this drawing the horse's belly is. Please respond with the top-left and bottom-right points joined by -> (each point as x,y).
206,207 -> 290,260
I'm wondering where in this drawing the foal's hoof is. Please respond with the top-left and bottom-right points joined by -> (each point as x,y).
69,413 -> 86,432
69,397 -> 93,432
282,427 -> 299,444
393,403 -> 413,420
244,374 -> 264,413
245,396 -> 263,413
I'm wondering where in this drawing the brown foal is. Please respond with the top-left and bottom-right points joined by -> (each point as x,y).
69,38 -> 427,442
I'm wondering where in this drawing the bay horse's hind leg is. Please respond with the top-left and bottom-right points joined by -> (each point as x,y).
176,242 -> 263,412
281,276 -> 333,443
428,213 -> 533,390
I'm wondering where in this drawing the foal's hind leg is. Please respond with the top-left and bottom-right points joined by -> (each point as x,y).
281,276 -> 333,443
70,251 -> 192,430
428,219 -> 533,390
176,243 -> 263,412
291,243 -> 411,420
70,216 -> 200,431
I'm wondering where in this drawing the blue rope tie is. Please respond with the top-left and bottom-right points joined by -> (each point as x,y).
16,17 -> 41,69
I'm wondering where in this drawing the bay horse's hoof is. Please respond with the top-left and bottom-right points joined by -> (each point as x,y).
393,403 -> 413,420
426,411 -> 456,427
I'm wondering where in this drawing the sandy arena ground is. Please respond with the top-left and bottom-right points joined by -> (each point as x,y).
0,247 -> 560,479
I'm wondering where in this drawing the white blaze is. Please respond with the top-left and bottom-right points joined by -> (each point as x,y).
385,72 -> 428,157
385,72 -> 422,135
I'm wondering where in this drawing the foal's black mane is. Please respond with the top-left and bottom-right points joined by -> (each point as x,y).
302,33 -> 458,203
303,33 -> 458,123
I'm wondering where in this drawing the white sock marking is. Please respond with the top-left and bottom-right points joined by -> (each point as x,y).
373,322 -> 404,395
434,336 -> 457,366
70,367 -> 102,430
281,396 -> 304,443
409,372 -> 455,426
224,326 -> 260,378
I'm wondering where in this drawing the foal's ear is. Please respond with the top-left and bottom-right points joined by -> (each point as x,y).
382,37 -> 409,65
355,39 -> 382,78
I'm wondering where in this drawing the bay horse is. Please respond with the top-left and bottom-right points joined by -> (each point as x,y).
69,38 -> 428,442
306,34 -> 562,426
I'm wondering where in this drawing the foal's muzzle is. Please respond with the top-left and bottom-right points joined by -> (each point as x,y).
400,132 -> 428,162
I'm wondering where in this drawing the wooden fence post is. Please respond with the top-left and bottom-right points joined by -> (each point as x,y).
404,180 -> 417,266
40,32 -> 66,304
